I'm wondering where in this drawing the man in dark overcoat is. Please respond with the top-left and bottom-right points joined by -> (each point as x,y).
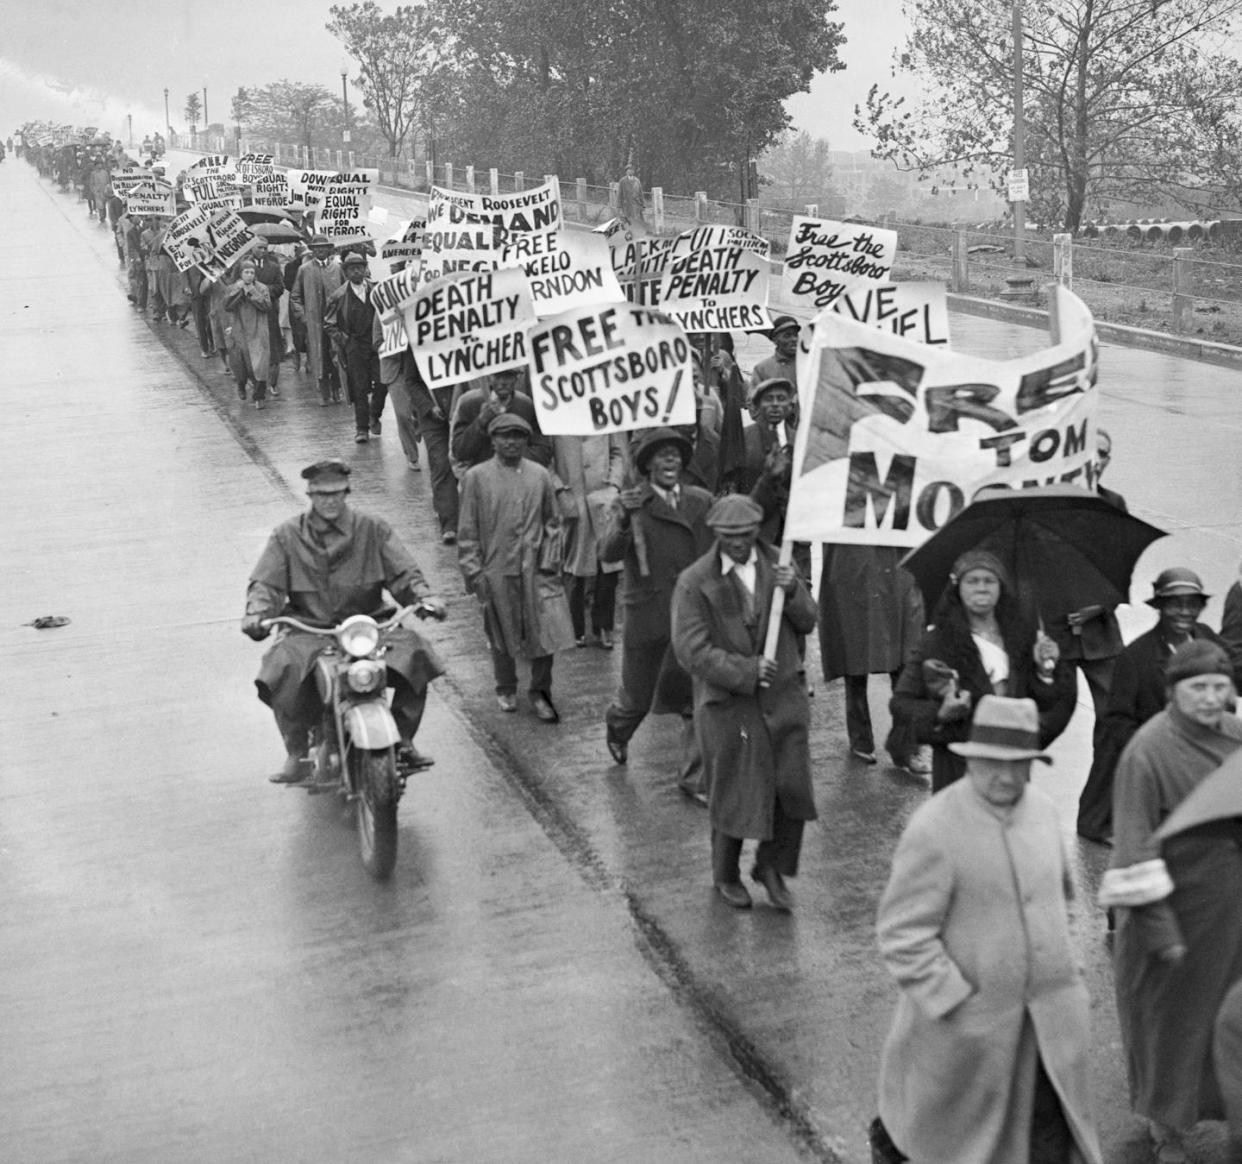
324,250 -> 386,443
601,428 -> 714,800
290,235 -> 343,405
672,494 -> 818,910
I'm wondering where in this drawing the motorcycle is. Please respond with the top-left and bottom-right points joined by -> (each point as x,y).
262,603 -> 444,880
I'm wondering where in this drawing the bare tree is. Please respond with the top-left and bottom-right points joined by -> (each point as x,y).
327,1 -> 448,158
855,0 -> 1242,231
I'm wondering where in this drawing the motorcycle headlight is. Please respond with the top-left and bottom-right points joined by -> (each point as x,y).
337,616 -> 380,659
345,659 -> 385,694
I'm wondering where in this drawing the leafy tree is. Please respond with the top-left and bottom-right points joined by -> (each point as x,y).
240,80 -> 339,152
436,0 -> 845,197
326,1 -> 449,158
855,0 -> 1242,232
184,92 -> 202,134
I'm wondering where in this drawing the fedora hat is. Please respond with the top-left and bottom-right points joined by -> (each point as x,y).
948,695 -> 1051,763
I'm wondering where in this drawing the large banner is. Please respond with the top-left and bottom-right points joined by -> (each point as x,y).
315,170 -> 378,245
784,216 -> 898,311
402,267 -> 535,388
502,230 -> 623,318
783,285 -> 1099,546
527,303 -> 695,435
657,225 -> 772,332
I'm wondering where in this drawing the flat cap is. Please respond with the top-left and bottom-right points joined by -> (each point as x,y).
706,494 -> 764,530
301,459 -> 352,482
488,412 -> 532,437
769,314 -> 799,336
751,377 -> 795,405
340,251 -> 367,267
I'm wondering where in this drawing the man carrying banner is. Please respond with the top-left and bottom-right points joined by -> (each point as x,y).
290,235 -> 343,406
324,251 -> 386,444
457,414 -> 575,722
671,495 -> 818,910
601,428 -> 714,802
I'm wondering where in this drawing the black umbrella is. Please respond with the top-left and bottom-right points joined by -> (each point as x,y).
900,484 -> 1167,625
248,221 -> 305,243
237,206 -> 294,225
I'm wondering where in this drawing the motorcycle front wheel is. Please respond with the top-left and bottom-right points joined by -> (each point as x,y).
353,748 -> 399,881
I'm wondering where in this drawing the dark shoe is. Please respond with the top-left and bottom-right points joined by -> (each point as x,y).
851,747 -> 878,764
531,692 -> 560,724
407,459 -> 422,471
441,530 -> 457,545
254,400 -> 266,411
597,629 -> 614,650
237,386 -> 247,401
605,724 -> 627,765
752,865 -> 794,911
678,780 -> 708,807
496,692 -> 518,713
268,754 -> 308,784
370,419 -> 382,435
355,431 -> 369,443
891,750 -> 931,776
715,880 -> 753,909
396,743 -> 434,772
575,634 -> 594,648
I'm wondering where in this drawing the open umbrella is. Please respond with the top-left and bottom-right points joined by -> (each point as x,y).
247,221 -> 305,244
1155,747 -> 1242,843
237,206 -> 294,226
900,484 -> 1167,624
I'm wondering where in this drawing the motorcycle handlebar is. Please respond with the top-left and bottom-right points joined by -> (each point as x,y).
261,603 -> 444,634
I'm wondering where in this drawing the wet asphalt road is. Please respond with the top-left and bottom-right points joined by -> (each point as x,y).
4,156 -> 1242,1163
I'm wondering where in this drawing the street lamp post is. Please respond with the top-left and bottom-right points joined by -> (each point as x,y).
163,87 -> 170,138
203,86 -> 208,142
341,66 -> 351,149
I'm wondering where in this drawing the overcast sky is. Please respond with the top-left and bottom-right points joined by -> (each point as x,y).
0,0 -> 905,153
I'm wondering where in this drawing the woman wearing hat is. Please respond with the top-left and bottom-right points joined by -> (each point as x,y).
890,549 -> 1075,792
223,259 -> 272,409
876,696 -> 1103,1164
1102,640 -> 1242,1163
1077,567 -> 1226,845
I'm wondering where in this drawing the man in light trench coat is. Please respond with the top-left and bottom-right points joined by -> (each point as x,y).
875,695 -> 1103,1164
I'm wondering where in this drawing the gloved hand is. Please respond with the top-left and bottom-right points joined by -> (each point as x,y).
241,614 -> 270,641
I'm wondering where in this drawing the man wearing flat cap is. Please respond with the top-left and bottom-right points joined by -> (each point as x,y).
876,695 -> 1103,1164
748,315 -> 800,410
1104,639 -> 1242,1163
290,235 -> 343,405
457,413 -> 574,722
671,493 -> 818,909
324,251 -> 387,444
1078,566 -> 1226,845
242,460 -> 445,782
601,427 -> 715,797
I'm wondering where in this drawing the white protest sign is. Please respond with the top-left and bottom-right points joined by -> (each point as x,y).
403,267 -> 535,389
784,216 -> 898,311
784,285 -> 1099,547
188,154 -> 234,177
316,170 -> 378,245
502,230 -> 624,318
370,268 -> 421,359
615,236 -> 678,308
429,177 -> 562,239
828,281 -> 951,347
658,225 -> 773,332
528,302 -> 695,436
381,218 -> 426,263
163,204 -> 215,271
289,169 -> 338,208
110,169 -> 148,196
124,182 -> 177,217
420,200 -> 502,285
237,153 -> 275,181
250,171 -> 292,207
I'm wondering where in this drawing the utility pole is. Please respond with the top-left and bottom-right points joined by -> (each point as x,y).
203,87 -> 208,132
341,66 -> 351,147
1012,0 -> 1025,266
163,87 -> 170,137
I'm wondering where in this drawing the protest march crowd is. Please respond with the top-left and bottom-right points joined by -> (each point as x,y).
15,120 -> 1242,1164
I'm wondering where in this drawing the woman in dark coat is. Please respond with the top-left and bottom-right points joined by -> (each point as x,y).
890,549 -> 1076,792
